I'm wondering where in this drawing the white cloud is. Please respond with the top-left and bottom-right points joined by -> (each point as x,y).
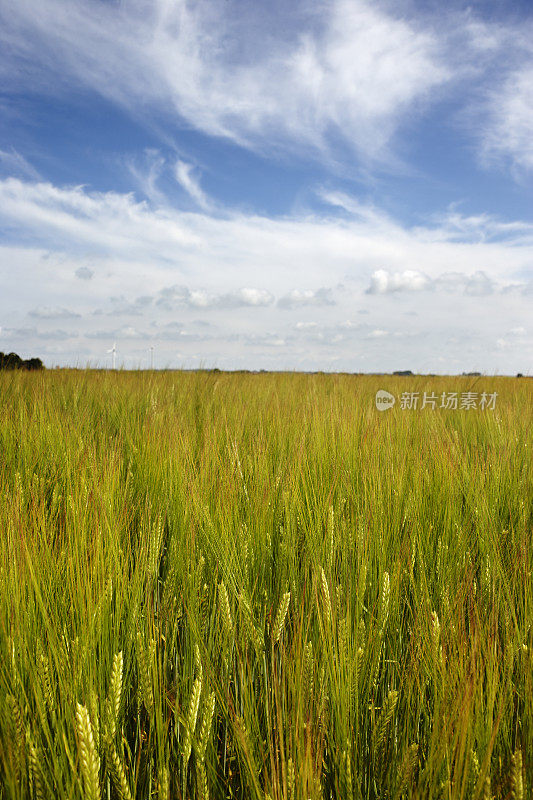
426,209 -> 533,244
75,266 -> 93,280
156,285 -> 274,311
0,0 -> 450,164
0,177 -> 200,255
278,288 -> 336,309
127,150 -> 167,205
481,65 -> 533,172
174,160 -> 211,211
28,306 -> 81,319
366,269 -> 432,294
366,269 -> 503,296
0,178 -> 532,373
0,148 -> 41,180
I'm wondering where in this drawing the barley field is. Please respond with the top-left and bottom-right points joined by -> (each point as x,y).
0,370 -> 531,800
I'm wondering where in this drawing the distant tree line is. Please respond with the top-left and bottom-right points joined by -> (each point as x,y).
0,351 -> 44,371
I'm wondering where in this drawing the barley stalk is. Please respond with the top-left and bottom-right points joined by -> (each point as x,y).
159,765 -> 170,800
303,641 -> 314,701
287,757 -> 295,800
327,505 -> 334,572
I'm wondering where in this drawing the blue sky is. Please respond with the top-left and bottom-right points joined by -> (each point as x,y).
0,0 -> 532,373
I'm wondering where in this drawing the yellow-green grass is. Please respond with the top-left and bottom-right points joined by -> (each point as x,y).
0,370 -> 531,799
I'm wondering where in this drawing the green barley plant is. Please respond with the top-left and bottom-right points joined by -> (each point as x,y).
0,370 -> 531,798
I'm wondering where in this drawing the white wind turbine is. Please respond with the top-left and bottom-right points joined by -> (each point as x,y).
107,342 -> 117,370
149,345 -> 154,370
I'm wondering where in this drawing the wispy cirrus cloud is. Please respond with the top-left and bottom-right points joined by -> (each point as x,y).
0,0 -> 450,165
174,160 -> 211,211
480,64 -> 533,173
0,147 -> 41,180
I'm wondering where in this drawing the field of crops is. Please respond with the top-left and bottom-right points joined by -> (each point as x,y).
0,370 -> 531,799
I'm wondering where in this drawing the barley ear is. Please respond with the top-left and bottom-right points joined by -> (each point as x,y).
7,694 -> 25,784
272,592 -> 290,645
183,676 -> 202,771
28,735 -> 46,800
219,582 -> 234,637
373,689 -> 398,770
75,702 -> 101,800
198,691 -> 216,760
510,748 -> 524,800
105,738 -> 134,800
378,572 -> 390,635
319,567 -> 332,628
136,633 -> 154,717
109,651 -> 123,730
197,758 -> 209,800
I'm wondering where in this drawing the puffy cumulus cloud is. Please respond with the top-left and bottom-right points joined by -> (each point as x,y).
366,270 -> 432,294
0,0 -> 449,164
28,306 -> 81,319
278,288 -> 335,309
157,285 -> 274,311
366,269 -> 498,296
438,271 -> 494,296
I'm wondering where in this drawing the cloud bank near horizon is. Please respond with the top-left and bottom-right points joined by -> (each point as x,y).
0,0 -> 532,372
